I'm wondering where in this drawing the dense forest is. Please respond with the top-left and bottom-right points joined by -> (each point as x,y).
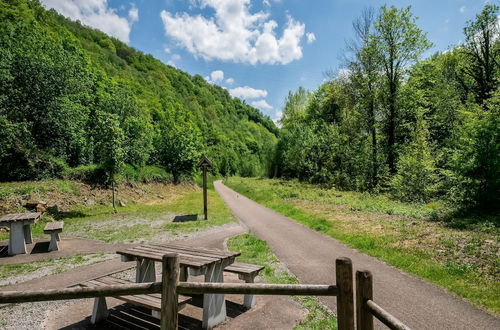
276,5 -> 499,213
0,0 -> 278,183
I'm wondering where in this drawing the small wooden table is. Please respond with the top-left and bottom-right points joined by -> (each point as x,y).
117,243 -> 240,329
0,212 -> 41,255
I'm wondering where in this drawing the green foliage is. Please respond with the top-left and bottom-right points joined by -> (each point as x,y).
0,0 -> 277,182
390,111 -> 437,202
275,3 -> 499,213
120,165 -> 172,183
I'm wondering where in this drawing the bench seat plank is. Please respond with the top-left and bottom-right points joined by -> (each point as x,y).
44,221 -> 64,232
80,275 -> 191,311
225,262 -> 264,276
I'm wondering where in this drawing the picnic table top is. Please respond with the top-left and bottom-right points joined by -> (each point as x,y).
0,212 -> 41,224
117,243 -> 241,270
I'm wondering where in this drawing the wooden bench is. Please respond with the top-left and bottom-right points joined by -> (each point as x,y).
224,262 -> 264,308
43,221 -> 63,251
79,275 -> 192,324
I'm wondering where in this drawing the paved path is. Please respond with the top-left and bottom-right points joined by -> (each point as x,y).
215,181 -> 500,330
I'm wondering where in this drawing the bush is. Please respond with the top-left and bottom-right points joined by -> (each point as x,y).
120,165 -> 172,183
63,164 -> 108,184
138,166 -> 172,183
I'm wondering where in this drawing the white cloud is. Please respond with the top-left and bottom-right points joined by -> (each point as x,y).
128,4 -> 139,23
164,47 -> 171,53
41,0 -> 137,43
306,32 -> 316,43
210,70 -> 224,82
251,99 -> 273,110
229,86 -> 268,99
460,6 -> 466,13
160,0 -> 309,65
225,77 -> 235,85
167,60 -> 176,67
172,54 -> 181,60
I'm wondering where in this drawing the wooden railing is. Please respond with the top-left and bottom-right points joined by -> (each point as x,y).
0,254 -> 411,330
356,270 -> 411,330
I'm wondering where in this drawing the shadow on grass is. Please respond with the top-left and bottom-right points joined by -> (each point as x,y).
173,214 -> 198,223
54,210 -> 88,220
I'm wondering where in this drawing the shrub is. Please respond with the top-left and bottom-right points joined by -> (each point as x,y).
63,164 -> 108,185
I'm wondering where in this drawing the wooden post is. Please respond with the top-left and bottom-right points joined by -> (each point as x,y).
198,155 -> 212,220
161,253 -> 179,330
112,179 -> 116,213
356,270 -> 374,330
203,165 -> 208,220
336,257 -> 354,330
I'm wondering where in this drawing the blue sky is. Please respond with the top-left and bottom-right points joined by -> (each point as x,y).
41,0 -> 493,121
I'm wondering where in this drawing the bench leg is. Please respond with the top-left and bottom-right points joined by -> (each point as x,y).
203,262 -> 227,329
8,223 -> 27,255
240,275 -> 257,308
180,266 -> 189,282
136,259 -> 156,283
48,233 -> 59,251
91,297 -> 108,324
23,225 -> 32,244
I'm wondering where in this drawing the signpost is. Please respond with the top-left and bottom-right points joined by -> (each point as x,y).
198,155 -> 212,220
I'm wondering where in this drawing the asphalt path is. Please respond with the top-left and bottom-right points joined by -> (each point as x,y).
215,180 -> 500,330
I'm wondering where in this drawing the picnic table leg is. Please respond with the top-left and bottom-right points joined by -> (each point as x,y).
136,259 -> 156,283
91,297 -> 108,324
8,222 -> 27,255
23,224 -> 32,244
202,261 -> 229,329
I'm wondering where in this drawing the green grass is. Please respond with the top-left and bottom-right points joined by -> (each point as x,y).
228,234 -> 337,329
225,177 -> 500,315
1,186 -> 236,243
0,180 -> 81,201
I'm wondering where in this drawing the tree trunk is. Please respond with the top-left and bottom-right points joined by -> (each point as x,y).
387,81 -> 396,174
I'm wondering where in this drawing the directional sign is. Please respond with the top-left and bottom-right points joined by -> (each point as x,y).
198,155 -> 213,168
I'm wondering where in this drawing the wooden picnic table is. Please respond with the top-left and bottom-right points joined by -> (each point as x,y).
117,243 -> 240,329
0,212 -> 41,255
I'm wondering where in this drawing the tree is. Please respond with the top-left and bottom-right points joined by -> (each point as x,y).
373,5 -> 431,173
279,87 -> 310,128
94,112 -> 124,211
346,7 -> 381,188
390,109 -> 437,202
462,4 -> 500,104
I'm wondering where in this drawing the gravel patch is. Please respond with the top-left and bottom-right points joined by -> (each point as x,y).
0,254 -> 114,287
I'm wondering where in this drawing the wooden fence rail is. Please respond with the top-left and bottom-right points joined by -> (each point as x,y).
356,270 -> 412,330
0,254 -> 411,330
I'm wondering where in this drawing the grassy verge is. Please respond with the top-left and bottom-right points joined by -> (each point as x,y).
228,234 -> 337,329
225,177 -> 500,315
0,181 -> 236,243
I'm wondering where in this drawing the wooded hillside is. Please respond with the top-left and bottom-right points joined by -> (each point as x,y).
0,0 -> 278,183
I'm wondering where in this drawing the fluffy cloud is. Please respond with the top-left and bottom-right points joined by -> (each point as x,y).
160,0 -> 309,65
306,32 -> 316,43
460,6 -> 466,14
251,99 -> 273,110
210,70 -> 224,82
128,5 -> 139,23
229,86 -> 268,99
41,0 -> 138,43
225,77 -> 235,85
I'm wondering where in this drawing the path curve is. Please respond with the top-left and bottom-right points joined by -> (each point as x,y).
215,181 -> 500,330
